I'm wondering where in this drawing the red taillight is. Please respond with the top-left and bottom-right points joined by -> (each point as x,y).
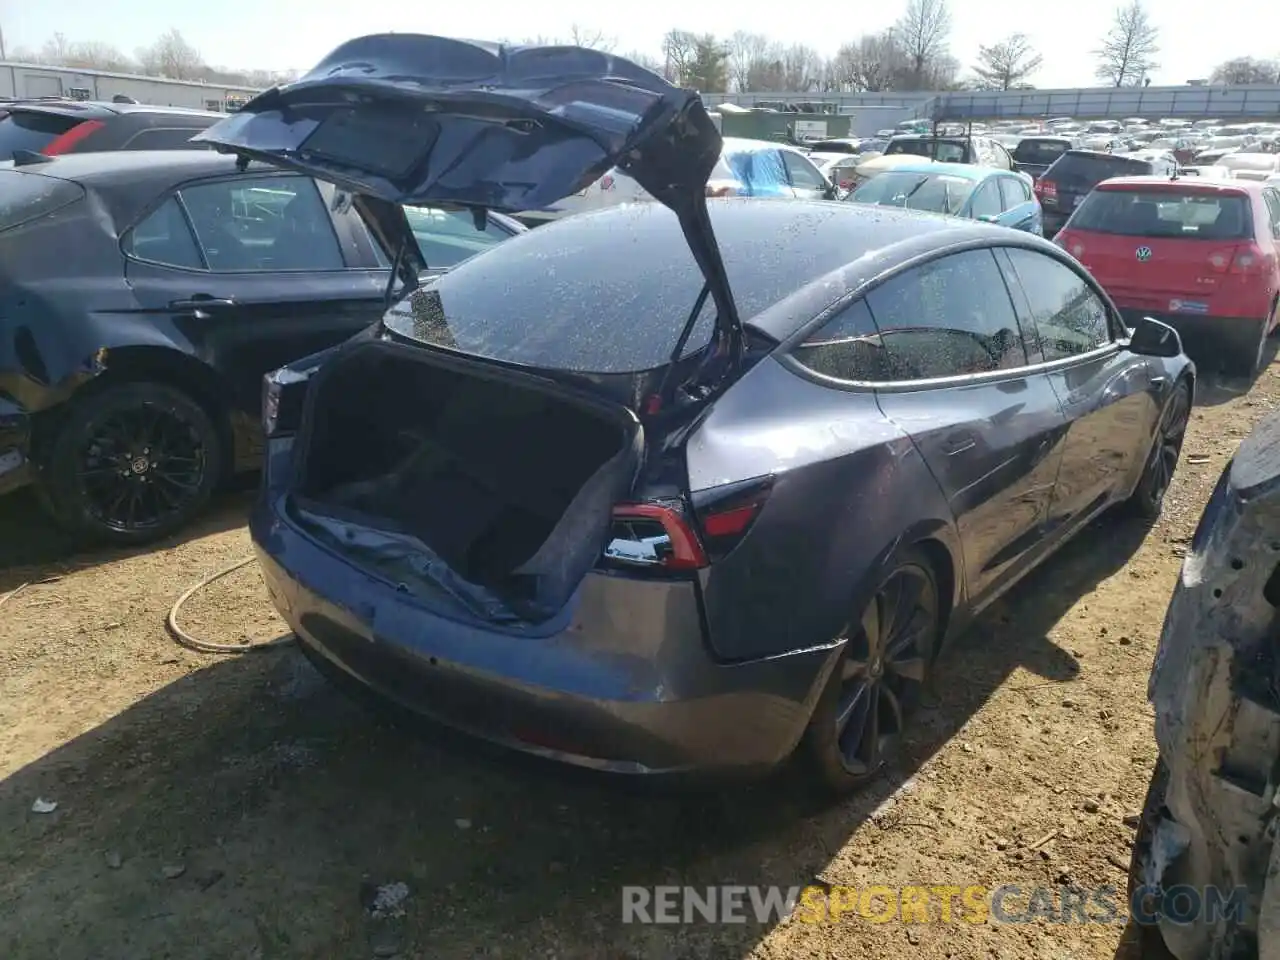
1231,244 -> 1265,274
42,119 -> 105,155
600,174 -> 615,191
606,502 -> 707,571
1037,180 -> 1057,199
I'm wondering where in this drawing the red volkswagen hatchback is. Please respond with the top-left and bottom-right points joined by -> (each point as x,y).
1056,177 -> 1280,375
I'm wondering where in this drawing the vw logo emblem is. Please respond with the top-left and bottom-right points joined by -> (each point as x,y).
1136,246 -> 1153,262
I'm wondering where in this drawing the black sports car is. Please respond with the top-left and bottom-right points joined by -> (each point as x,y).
0,150 -> 523,542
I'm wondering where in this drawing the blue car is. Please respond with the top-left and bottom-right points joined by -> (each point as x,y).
848,162 -> 1043,234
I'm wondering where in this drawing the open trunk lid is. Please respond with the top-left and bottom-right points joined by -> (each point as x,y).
191,33 -> 742,364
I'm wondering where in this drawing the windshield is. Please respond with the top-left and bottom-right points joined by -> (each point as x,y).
1013,140 -> 1070,165
885,139 -> 968,163
849,172 -> 975,215
1071,189 -> 1253,240
0,169 -> 85,232
0,111 -> 84,159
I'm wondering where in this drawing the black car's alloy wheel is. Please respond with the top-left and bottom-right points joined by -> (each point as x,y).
43,382 -> 222,545
804,548 -> 941,794
1130,381 -> 1191,520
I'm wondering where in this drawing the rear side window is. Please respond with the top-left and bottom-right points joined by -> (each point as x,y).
0,111 -> 84,159
1071,189 -> 1252,240
123,197 -> 203,269
969,182 -> 1002,219
0,169 -> 85,232
1014,140 -> 1070,166
1003,248 -> 1111,360
793,249 -> 1028,383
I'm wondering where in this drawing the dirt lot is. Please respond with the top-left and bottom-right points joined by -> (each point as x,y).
3,354 -> 1278,960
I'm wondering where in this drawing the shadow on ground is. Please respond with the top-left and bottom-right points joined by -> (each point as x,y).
0,516 -> 1150,960
1193,337 -> 1280,408
0,486 -> 254,588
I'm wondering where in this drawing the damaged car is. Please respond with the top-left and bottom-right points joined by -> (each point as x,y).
202,33 -> 1196,791
0,150 -> 523,542
1131,418 -> 1280,959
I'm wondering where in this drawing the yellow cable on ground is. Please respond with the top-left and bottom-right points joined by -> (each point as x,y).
167,557 -> 295,654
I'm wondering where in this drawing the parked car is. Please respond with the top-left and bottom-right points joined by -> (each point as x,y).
204,33 -> 1194,794
0,99 -> 220,161
1010,136 -> 1074,179
525,137 -> 836,223
1217,151 -> 1280,182
882,133 -> 1017,171
1130,410 -> 1280,959
1035,149 -> 1177,235
810,153 -> 864,194
1055,177 -> 1280,375
0,150 -> 524,542
845,162 -> 1042,233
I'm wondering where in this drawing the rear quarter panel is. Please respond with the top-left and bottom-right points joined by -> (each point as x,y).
685,355 -> 963,662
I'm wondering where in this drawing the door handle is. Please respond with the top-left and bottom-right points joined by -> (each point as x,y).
169,297 -> 235,311
941,434 -> 977,456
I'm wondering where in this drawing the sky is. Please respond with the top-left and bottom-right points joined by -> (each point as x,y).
0,0 -> 1274,88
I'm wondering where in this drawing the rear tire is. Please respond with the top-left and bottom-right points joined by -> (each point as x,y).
802,547 -> 942,795
1222,316 -> 1269,378
40,381 -> 222,546
1127,379 -> 1191,521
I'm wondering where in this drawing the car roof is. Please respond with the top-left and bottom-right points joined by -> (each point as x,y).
1096,175 -> 1257,193
1,99 -> 222,119
721,136 -> 791,154
434,197 -> 1055,345
7,149 -> 245,184
864,161 -> 995,181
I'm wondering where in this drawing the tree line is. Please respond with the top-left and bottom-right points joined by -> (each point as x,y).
6,3 -> 1278,95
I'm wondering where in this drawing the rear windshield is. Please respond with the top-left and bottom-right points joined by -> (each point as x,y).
0,111 -> 83,160
1070,189 -> 1252,240
884,139 -> 969,163
1047,152 -> 1147,186
1013,139 -> 1070,165
850,172 -> 974,215
0,169 -> 85,232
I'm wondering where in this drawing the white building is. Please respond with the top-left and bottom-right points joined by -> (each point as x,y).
0,61 -> 260,112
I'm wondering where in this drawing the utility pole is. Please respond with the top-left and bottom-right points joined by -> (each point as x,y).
0,24 -> 7,61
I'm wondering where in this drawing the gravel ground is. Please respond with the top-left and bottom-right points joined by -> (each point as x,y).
2,351 -> 1278,960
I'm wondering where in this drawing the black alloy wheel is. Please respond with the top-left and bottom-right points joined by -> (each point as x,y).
1129,380 -> 1191,520
804,548 -> 941,794
43,382 -> 222,545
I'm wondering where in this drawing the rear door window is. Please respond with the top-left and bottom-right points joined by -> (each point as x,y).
999,177 -> 1031,208
1262,189 -> 1280,238
0,111 -> 85,159
369,207 -> 514,269
1071,189 -> 1253,239
0,169 -> 85,232
1002,248 -> 1113,360
794,249 -> 1028,382
969,182 -> 1002,219
781,151 -> 830,190
177,175 -> 345,271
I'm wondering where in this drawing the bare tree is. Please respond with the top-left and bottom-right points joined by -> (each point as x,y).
568,25 -> 615,51
1210,56 -> 1280,85
727,31 -> 775,92
1094,0 -> 1160,87
64,41 -> 135,72
621,50 -> 664,75
777,44 -> 823,91
895,0 -> 952,90
971,33 -> 1043,90
660,29 -> 700,85
831,32 -> 908,91
40,32 -> 74,63
136,28 -> 205,81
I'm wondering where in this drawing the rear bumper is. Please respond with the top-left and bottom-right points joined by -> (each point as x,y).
251,494 -> 840,776
1118,309 -> 1260,359
0,397 -> 33,497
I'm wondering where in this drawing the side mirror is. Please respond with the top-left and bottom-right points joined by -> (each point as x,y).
1126,316 -> 1183,358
